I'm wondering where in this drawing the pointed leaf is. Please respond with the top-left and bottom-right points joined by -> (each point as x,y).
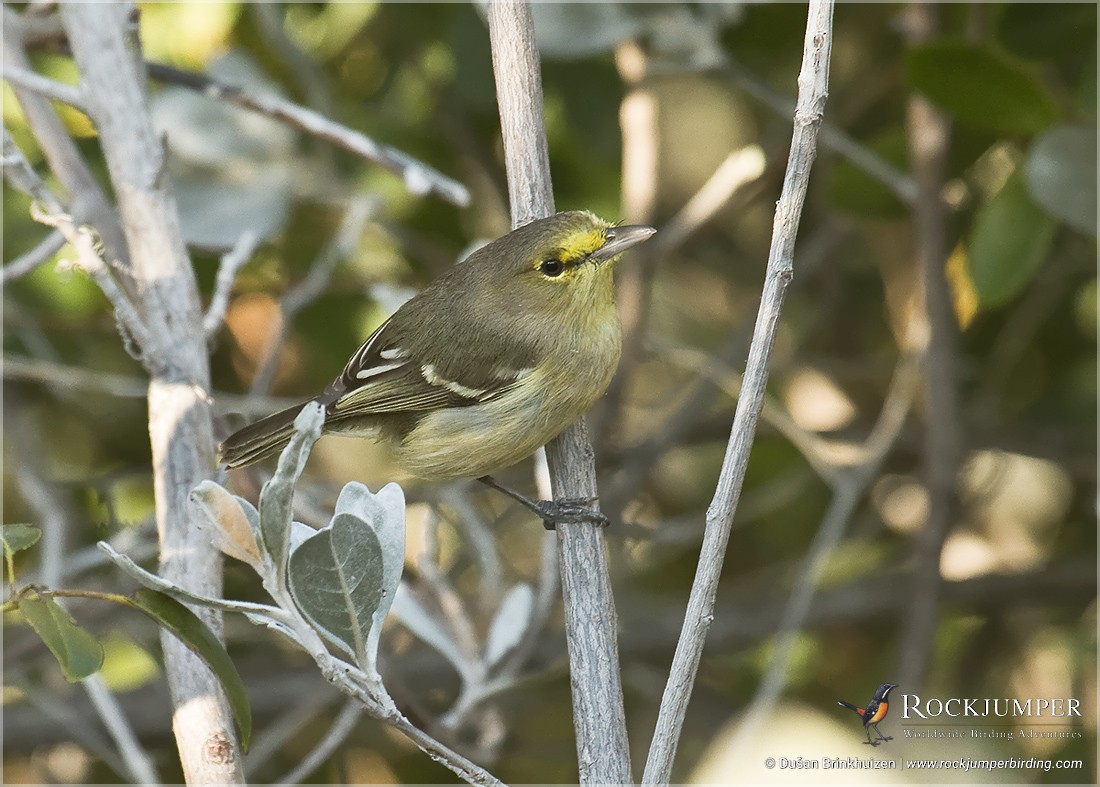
1024,123 -> 1097,236
128,589 -> 252,752
967,169 -> 1057,308
190,481 -> 261,568
287,513 -> 385,667
335,482 -> 406,672
2,524 -> 42,554
258,403 -> 324,584
18,593 -> 104,681
485,583 -> 535,668
391,584 -> 469,678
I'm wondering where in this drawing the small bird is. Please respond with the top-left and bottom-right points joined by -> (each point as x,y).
837,682 -> 898,746
221,211 -> 655,511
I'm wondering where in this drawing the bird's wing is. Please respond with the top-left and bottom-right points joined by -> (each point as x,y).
324,317 -> 533,417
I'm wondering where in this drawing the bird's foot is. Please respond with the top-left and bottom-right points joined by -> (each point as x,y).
477,476 -> 609,530
530,498 -> 609,530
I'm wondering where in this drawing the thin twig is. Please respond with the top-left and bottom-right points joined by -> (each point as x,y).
249,197 -> 376,397
2,8 -> 132,274
488,2 -> 632,783
896,2 -> 960,691
204,229 -> 259,340
273,698 -> 363,787
721,59 -> 918,205
724,346 -> 923,757
2,127 -> 154,354
3,354 -> 297,415
143,60 -> 470,207
641,2 -> 835,782
82,677 -> 163,786
2,62 -> 90,114
249,3 -> 336,116
2,228 -> 65,282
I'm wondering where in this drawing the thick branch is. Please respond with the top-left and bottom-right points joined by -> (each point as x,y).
60,3 -> 243,783
641,2 -> 835,783
487,2 -> 632,784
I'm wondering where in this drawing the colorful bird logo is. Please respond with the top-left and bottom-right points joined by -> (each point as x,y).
837,682 -> 898,746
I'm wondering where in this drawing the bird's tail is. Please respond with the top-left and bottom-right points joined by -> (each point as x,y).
837,700 -> 862,714
219,402 -> 312,468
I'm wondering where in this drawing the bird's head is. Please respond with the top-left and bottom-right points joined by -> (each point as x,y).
465,210 -> 655,316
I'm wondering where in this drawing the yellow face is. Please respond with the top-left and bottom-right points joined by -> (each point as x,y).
530,223 -> 613,285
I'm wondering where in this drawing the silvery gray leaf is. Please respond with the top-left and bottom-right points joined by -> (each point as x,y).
485,583 -> 535,668
287,512 -> 385,667
391,583 -> 470,679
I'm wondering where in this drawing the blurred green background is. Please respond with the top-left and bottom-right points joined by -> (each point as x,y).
3,2 -> 1095,784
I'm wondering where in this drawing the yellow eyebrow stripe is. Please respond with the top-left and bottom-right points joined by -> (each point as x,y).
557,227 -> 608,262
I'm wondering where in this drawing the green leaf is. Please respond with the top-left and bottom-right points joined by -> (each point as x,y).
128,589 -> 253,752
1023,123 -> 1097,236
18,593 -> 104,682
258,403 -> 324,585
2,524 -> 42,554
906,42 -> 1060,133
967,169 -> 1057,308
288,512 -> 385,667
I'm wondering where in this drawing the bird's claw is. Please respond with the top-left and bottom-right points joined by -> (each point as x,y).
534,497 -> 610,530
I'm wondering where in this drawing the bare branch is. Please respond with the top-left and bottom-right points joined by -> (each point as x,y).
143,60 -> 470,207
896,2 -> 961,691
2,8 -> 131,272
2,127 -> 154,352
2,63 -> 90,115
2,228 -> 65,282
642,2 -> 835,783
488,2 -> 631,783
60,3 -> 243,782
273,698 -> 363,787
203,229 -> 259,340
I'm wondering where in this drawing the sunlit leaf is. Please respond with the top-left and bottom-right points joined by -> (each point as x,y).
906,42 -> 1059,133
190,481 -> 262,568
18,593 -> 103,682
967,170 -> 1057,308
2,524 -> 42,554
1023,124 -> 1097,236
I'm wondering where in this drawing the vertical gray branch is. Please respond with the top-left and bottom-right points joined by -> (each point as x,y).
896,2 -> 960,690
60,3 -> 244,784
486,2 -> 632,784
641,2 -> 835,783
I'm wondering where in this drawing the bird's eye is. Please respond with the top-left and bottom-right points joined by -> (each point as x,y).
539,258 -> 565,277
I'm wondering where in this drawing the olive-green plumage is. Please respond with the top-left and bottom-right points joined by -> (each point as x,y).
220,210 -> 655,479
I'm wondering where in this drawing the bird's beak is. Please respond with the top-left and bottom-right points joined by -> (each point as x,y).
590,224 -> 656,264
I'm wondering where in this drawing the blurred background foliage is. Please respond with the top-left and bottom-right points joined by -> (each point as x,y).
3,2 -> 1096,784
